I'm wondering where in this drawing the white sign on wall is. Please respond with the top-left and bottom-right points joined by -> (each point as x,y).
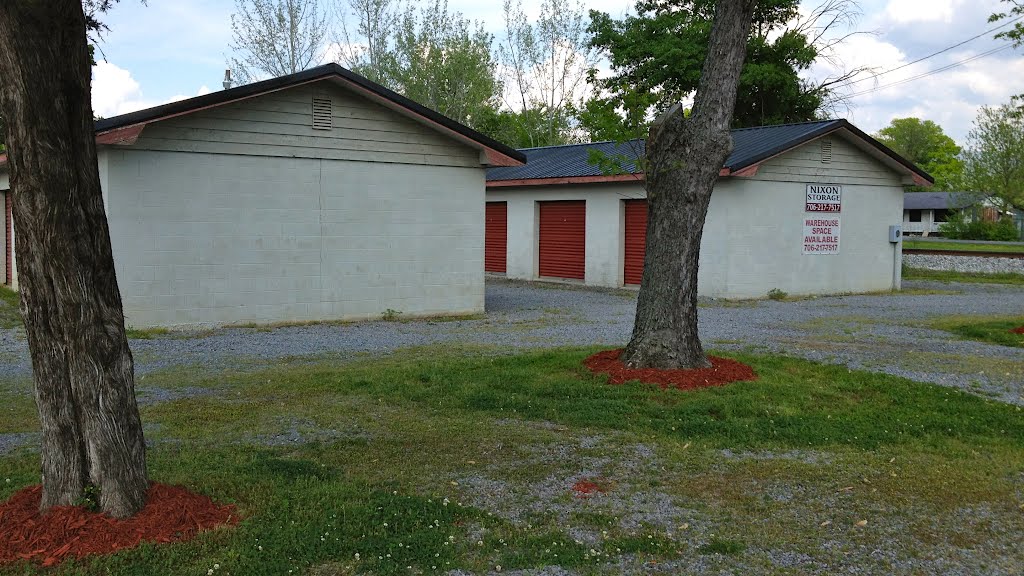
805,184 -> 842,213
803,184 -> 841,255
803,216 -> 841,255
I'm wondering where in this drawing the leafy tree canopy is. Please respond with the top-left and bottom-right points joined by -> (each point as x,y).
961,104 -> 1024,210
584,0 -> 830,140
991,0 -> 1024,46
875,117 -> 963,190
473,106 -> 575,149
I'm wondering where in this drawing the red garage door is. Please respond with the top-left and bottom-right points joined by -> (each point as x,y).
4,191 -> 11,286
485,201 -> 507,273
539,201 -> 585,280
624,199 -> 647,285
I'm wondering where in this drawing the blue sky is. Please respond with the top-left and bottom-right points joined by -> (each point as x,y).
91,0 -> 1024,144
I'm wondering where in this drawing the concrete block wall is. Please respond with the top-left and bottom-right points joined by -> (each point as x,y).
487,177 -> 904,299
106,148 -> 485,327
487,182 -> 646,286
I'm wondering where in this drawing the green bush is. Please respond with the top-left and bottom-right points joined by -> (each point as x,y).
939,211 -> 1021,241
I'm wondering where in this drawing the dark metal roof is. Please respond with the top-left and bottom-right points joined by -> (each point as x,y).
903,191 -> 980,210
486,119 -> 932,184
92,63 -> 526,164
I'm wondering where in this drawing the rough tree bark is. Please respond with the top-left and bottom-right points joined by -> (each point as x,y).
622,0 -> 758,370
0,1 -> 148,517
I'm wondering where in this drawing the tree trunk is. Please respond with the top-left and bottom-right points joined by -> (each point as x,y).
0,1 -> 148,518
622,0 -> 757,370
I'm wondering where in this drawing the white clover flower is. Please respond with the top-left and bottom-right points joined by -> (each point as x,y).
354,553 -> 360,559
208,570 -> 214,576
214,564 -> 220,570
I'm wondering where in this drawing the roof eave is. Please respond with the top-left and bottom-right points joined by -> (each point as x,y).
90,63 -> 525,167
722,119 -> 935,186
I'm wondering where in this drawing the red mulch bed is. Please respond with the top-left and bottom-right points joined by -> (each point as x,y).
584,348 -> 757,389
1011,326 -> 1024,335
571,479 -> 608,498
0,483 -> 237,568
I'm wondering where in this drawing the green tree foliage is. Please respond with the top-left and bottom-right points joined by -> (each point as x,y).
473,106 -> 574,149
333,0 -> 499,129
229,0 -> 329,83
991,0 -> 1024,46
584,0 -> 850,139
961,104 -> 1024,211
387,0 -> 498,127
493,0 -> 598,147
875,118 -> 963,190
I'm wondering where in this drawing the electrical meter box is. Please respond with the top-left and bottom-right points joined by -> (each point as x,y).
889,224 -> 902,243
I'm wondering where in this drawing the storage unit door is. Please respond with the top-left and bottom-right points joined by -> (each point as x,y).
485,201 -> 507,273
623,199 -> 648,285
538,200 -> 585,280
4,191 -> 10,286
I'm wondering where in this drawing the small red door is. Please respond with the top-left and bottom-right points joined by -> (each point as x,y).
623,199 -> 648,285
538,200 -> 585,280
4,191 -> 11,286
485,202 -> 507,273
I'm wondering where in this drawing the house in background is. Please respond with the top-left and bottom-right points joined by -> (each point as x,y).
2,64 -> 525,327
902,191 -> 1022,237
486,119 -> 933,299
902,191 -> 974,236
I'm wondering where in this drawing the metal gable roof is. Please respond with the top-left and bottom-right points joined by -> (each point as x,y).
1,64 -> 526,171
486,119 -> 933,185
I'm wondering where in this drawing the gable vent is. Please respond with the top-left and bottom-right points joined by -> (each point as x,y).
820,138 -> 833,163
312,97 -> 333,130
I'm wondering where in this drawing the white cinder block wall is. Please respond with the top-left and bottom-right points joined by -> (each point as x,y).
487,136 -> 906,298
105,150 -> 485,328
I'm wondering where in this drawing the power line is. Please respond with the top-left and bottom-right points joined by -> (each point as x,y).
846,43 -> 1015,98
844,15 -> 1024,88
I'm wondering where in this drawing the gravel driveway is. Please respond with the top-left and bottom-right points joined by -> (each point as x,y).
1,278 -> 1022,404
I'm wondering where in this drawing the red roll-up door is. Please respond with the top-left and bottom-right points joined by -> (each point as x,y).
4,191 -> 11,286
485,201 -> 507,273
538,200 -> 585,280
623,199 -> 648,285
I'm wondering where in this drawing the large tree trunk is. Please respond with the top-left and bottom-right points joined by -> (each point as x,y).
622,0 -> 757,370
0,1 -> 148,518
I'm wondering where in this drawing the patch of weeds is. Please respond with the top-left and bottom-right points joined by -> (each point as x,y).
74,483 -> 101,512
126,326 -> 172,340
381,309 -> 403,322
767,288 -> 788,301
699,537 -> 745,555
927,315 -> 1024,349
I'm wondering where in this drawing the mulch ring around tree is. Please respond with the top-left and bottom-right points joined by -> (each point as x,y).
1010,326 -> 1024,335
0,482 -> 237,568
584,349 -> 757,390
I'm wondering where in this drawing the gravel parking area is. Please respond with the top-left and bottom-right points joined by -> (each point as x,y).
1,278 -> 1022,404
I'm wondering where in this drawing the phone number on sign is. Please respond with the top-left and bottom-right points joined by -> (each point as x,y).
805,202 -> 841,212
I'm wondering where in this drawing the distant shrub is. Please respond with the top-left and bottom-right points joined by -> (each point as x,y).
940,211 -> 1021,241
767,288 -> 788,300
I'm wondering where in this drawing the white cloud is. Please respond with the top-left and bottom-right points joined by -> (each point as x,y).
884,0 -> 957,24
92,61 -> 213,119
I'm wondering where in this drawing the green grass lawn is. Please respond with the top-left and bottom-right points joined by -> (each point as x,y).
902,265 -> 1024,285
0,286 -> 19,329
2,347 -> 1023,574
928,315 -> 1024,349
903,239 -> 1024,253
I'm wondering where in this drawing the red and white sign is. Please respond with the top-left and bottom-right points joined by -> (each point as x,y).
806,184 -> 842,212
803,216 -> 841,255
